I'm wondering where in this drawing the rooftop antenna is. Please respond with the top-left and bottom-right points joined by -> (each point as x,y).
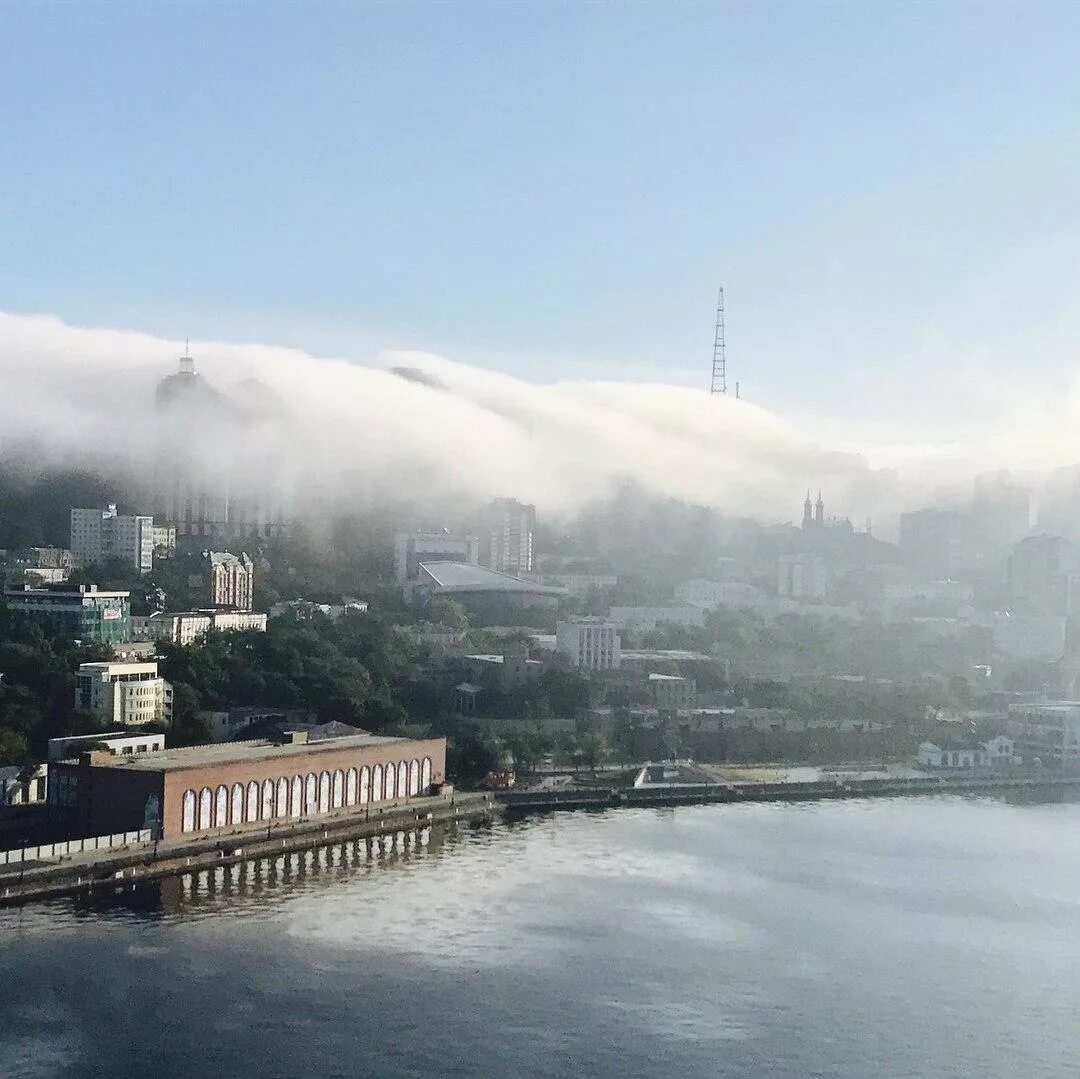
710,287 -> 727,395
179,338 -> 194,375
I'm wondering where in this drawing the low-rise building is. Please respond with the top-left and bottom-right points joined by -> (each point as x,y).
134,609 -> 268,645
649,673 -> 696,711
917,735 -> 1015,769
269,599 -> 369,621
0,763 -> 48,806
608,606 -> 707,633
75,661 -> 174,727
49,730 -> 446,839
1008,701 -> 1080,766
4,583 -> 131,645
556,617 -> 622,671
48,731 -> 166,761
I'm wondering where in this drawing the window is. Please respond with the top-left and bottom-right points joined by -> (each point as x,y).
360,766 -> 370,804
318,771 -> 331,814
198,787 -> 213,831
182,789 -> 196,833
262,779 -> 274,819
371,765 -> 382,803
291,775 -> 303,818
398,761 -> 408,797
346,768 -> 358,806
410,759 -> 420,796
385,763 -> 396,800
332,769 -> 344,809
215,785 -> 229,827
276,777 -> 289,817
231,782 -> 244,824
305,773 -> 317,814
422,757 -> 432,792
246,780 -> 259,822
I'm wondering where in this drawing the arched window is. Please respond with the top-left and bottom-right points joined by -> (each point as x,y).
291,775 -> 303,818
198,787 -> 213,831
276,777 -> 289,817
371,764 -> 382,803
398,761 -> 408,797
421,757 -> 432,793
215,785 -> 229,827
410,759 -> 420,796
231,782 -> 244,824
262,779 -> 274,819
385,763 -> 396,801
346,768 -> 358,806
360,766 -> 370,804
318,771 -> 331,814
246,781 -> 259,822
182,789 -> 196,833
332,769 -> 344,809
305,773 -> 317,814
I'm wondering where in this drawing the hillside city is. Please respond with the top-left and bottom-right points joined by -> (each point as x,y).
2,354 -> 1080,848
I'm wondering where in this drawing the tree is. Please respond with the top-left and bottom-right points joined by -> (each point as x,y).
169,681 -> 211,747
0,727 -> 28,765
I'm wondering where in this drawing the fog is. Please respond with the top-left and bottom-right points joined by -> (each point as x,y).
0,310 -> 1067,532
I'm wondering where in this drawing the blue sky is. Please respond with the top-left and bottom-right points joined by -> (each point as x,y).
3,3 -> 1079,429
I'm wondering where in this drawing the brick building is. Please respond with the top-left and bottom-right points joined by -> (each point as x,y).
50,731 -> 446,840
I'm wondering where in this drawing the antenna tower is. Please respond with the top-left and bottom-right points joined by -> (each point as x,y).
710,287 -> 727,395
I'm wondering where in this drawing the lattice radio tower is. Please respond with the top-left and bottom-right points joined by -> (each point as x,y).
710,286 -> 727,395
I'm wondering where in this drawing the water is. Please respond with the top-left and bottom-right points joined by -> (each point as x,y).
3,796 -> 1080,1078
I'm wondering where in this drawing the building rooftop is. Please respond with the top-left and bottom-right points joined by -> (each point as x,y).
72,731 -> 417,772
417,561 -> 566,596
5,583 -> 130,599
648,673 -> 689,682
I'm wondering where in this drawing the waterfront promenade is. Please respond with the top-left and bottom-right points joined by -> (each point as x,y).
0,791 -> 496,906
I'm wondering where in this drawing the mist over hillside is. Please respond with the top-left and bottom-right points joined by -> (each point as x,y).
0,310 -> 1066,535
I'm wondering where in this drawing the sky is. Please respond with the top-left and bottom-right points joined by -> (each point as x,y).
2,3 -> 1080,454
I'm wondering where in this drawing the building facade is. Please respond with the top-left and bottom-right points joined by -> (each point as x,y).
134,609 -> 268,646
1008,701 -> 1080,767
4,584 -> 132,644
480,498 -> 536,577
777,553 -> 827,600
50,731 -> 446,840
556,617 -> 622,670
75,661 -> 174,727
204,551 -> 255,611
394,529 -> 480,585
71,504 -> 155,574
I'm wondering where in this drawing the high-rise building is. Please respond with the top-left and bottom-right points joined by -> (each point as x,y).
480,498 -> 536,577
1007,534 -> 1080,616
899,509 -> 964,580
555,617 -> 621,670
70,504 -> 154,574
204,551 -> 255,611
155,353 -> 291,541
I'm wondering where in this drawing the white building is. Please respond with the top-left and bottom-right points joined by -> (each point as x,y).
649,673 -> 696,711
135,609 -> 268,646
269,599 -> 369,622
556,617 -> 622,671
48,731 -> 166,761
152,524 -> 177,557
394,529 -> 480,585
777,553 -> 827,600
608,606 -> 707,633
917,735 -> 1014,769
205,550 -> 255,611
74,661 -> 173,727
71,504 -> 155,574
